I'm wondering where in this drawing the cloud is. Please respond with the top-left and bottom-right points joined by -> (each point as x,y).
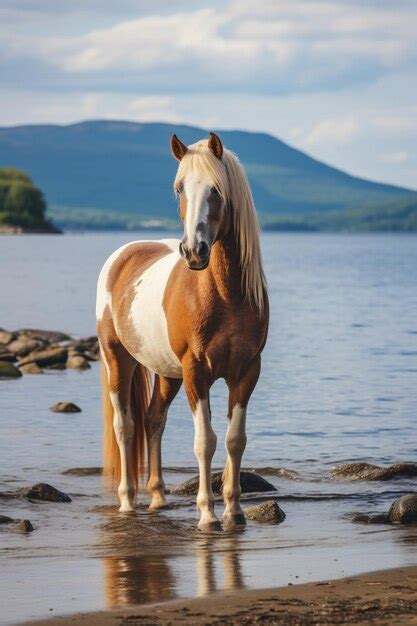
304,116 -> 360,148
1,1 -> 416,95
380,151 -> 408,164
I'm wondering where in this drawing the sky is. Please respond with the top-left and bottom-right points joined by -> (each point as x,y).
0,0 -> 416,188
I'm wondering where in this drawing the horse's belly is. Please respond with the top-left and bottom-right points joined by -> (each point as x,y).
125,250 -> 183,379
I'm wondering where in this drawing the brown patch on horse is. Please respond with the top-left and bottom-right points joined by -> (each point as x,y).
107,241 -> 172,348
162,234 -> 268,411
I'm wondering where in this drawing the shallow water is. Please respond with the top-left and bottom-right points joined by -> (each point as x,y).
1,232 -> 417,625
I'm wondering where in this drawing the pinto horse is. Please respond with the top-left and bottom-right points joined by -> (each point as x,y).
96,132 -> 269,530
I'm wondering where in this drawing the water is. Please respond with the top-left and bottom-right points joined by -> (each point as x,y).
1,232 -> 417,625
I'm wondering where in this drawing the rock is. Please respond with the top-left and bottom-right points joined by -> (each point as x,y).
19,363 -> 43,375
50,401 -> 81,413
352,513 -> 389,525
19,347 -> 68,367
18,519 -> 34,533
330,462 -> 417,481
0,329 -> 15,345
21,483 -> 72,503
249,467 -> 299,480
7,338 -> 44,357
62,467 -> 102,476
171,471 -> 277,496
17,329 -> 71,343
245,500 -> 286,523
0,515 -> 14,524
0,361 -> 23,378
0,351 -> 17,362
66,355 -> 90,370
45,362 -> 67,370
388,495 -> 417,524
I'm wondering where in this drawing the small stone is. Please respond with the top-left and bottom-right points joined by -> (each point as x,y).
50,401 -> 81,413
19,363 -> 43,375
244,500 -> 286,523
7,338 -> 44,357
21,483 -> 72,503
18,519 -> 34,533
66,355 -> 90,370
0,361 -> 23,379
0,515 -> 14,524
62,467 -> 102,476
388,495 -> 417,524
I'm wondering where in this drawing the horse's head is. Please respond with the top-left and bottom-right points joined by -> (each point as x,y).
170,132 -> 230,271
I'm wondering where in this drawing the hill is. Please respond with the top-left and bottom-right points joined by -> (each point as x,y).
0,167 -> 60,233
0,120 -> 415,229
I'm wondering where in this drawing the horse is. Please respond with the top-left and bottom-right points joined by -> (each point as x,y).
96,132 -> 269,530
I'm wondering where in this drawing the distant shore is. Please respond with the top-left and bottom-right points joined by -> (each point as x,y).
20,566 -> 417,626
0,224 -> 62,235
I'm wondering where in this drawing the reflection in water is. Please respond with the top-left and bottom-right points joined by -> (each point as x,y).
103,555 -> 176,608
100,509 -> 245,608
196,535 -> 245,596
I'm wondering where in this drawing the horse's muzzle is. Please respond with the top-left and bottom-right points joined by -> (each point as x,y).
179,241 -> 210,271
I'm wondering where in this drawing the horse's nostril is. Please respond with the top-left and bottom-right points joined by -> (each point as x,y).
179,242 -> 185,257
198,241 -> 209,258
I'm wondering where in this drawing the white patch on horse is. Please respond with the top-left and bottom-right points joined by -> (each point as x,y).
183,171 -> 211,246
96,242 -> 132,321
127,244 -> 182,378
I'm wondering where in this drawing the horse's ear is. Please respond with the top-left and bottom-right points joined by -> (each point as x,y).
170,134 -> 188,161
208,132 -> 223,159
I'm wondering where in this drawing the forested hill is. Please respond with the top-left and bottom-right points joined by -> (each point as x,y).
0,121 -> 414,227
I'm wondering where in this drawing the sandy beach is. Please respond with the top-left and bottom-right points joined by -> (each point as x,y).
19,566 -> 417,626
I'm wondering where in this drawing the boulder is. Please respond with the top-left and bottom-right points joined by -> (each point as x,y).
19,363 -> 43,375
249,467 -> 299,480
19,347 -> 68,367
171,471 -> 276,496
20,483 -> 72,503
0,361 -> 23,379
7,338 -> 44,357
50,401 -> 81,413
0,515 -> 14,524
45,362 -> 67,370
244,500 -> 286,523
388,495 -> 417,524
352,513 -> 389,525
330,462 -> 417,481
66,354 -> 90,370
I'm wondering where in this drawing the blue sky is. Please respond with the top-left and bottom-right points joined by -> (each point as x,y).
0,0 -> 416,188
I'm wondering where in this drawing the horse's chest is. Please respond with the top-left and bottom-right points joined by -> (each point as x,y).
123,253 -> 182,378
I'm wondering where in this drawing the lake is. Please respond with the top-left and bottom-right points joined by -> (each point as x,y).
1,232 -> 417,625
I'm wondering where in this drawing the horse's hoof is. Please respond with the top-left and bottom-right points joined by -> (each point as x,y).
118,502 -> 135,513
148,500 -> 169,511
222,513 -> 247,529
198,519 -> 222,532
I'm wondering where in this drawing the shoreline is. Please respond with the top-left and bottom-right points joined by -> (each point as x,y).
19,566 -> 417,626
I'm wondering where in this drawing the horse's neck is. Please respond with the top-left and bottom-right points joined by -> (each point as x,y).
208,231 -> 243,304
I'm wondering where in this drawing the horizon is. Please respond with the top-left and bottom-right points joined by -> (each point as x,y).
1,117 -> 415,193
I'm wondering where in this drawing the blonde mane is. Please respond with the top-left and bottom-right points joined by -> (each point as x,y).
174,139 -> 267,312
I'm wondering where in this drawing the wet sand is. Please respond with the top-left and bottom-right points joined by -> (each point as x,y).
20,566 -> 417,625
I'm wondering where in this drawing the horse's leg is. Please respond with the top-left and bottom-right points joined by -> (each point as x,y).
145,374 -> 182,510
100,332 -> 138,512
223,356 -> 261,527
183,359 -> 219,531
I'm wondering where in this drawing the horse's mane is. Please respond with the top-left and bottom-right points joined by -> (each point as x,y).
174,139 -> 267,312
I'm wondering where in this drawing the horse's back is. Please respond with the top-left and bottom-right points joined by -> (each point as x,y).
96,238 -> 183,378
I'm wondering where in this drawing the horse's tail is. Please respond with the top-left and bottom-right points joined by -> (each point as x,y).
102,361 -> 152,492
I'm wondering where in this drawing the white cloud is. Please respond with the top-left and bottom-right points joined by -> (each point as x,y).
304,116 -> 360,148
